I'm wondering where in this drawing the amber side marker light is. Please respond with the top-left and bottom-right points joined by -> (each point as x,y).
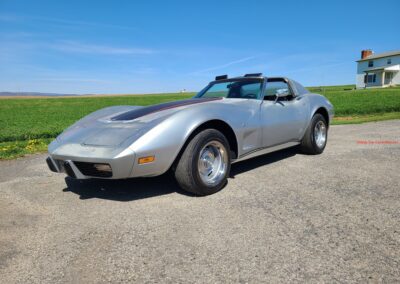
138,156 -> 155,164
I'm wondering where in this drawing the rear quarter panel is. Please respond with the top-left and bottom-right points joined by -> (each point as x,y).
306,93 -> 334,126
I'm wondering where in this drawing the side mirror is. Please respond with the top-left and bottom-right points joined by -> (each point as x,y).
274,88 -> 289,102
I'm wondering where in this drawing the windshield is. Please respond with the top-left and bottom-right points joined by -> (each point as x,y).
196,79 -> 263,99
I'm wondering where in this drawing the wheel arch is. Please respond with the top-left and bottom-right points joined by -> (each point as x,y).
171,119 -> 239,170
313,107 -> 330,126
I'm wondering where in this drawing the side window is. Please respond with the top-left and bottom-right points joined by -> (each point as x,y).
240,83 -> 261,99
368,60 -> 374,67
264,81 -> 292,101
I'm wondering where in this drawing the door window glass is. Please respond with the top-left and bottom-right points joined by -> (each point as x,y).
264,81 -> 291,101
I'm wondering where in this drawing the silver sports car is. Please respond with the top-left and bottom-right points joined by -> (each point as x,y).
47,73 -> 334,195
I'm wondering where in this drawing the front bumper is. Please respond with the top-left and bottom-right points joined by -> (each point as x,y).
46,151 -> 136,179
47,157 -> 115,178
47,134 -> 178,179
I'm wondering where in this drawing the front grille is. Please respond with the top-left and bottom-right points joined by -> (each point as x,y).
46,157 -> 58,173
74,161 -> 113,178
64,161 -> 77,178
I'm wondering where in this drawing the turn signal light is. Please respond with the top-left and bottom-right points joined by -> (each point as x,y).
138,156 -> 155,164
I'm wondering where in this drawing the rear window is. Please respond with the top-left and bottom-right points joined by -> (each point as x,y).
291,80 -> 309,95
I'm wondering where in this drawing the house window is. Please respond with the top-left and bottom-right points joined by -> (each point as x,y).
387,58 -> 392,64
368,60 -> 374,67
366,74 -> 376,83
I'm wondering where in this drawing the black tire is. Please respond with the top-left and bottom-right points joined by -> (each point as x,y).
174,129 -> 231,196
300,113 -> 328,154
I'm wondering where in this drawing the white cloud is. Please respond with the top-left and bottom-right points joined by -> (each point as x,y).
284,61 -> 350,74
51,40 -> 155,55
0,13 -> 23,22
190,56 -> 256,74
0,13 -> 137,30
32,77 -> 112,83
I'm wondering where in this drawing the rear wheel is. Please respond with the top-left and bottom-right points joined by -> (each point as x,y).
300,113 -> 328,154
174,129 -> 231,195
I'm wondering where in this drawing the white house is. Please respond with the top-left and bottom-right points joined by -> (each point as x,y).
356,50 -> 400,89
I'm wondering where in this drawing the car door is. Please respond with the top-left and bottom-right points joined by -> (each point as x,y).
260,79 -> 309,147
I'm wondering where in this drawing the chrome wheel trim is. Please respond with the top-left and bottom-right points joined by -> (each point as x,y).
314,120 -> 327,148
197,141 -> 228,186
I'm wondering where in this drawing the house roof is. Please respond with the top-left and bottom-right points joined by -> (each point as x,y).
357,50 -> 400,62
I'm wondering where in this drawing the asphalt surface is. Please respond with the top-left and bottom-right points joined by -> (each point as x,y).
1,120 -> 399,283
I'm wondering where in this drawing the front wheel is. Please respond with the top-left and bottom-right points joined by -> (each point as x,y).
300,113 -> 328,154
174,129 -> 231,196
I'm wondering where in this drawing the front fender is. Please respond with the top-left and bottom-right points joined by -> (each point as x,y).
127,101 -> 258,177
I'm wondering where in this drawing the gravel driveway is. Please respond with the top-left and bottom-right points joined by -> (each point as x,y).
1,120 -> 399,283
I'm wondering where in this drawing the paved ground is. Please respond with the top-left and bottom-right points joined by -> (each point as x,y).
0,120 -> 399,283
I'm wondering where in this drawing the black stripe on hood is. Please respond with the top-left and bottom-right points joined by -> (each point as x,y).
111,97 -> 222,121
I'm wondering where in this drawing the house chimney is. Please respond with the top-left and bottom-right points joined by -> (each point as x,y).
361,49 -> 373,59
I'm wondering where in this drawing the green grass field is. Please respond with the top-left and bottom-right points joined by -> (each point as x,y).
0,93 -> 194,142
310,85 -> 400,116
1,86 -> 399,159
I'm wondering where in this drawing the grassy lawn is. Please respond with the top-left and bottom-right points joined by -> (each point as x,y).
316,86 -> 400,116
331,112 -> 400,125
0,93 -> 194,142
1,86 -> 399,159
0,138 -> 52,160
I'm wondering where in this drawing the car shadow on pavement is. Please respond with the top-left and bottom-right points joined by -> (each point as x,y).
230,146 -> 298,178
63,147 -> 297,201
63,173 -> 193,201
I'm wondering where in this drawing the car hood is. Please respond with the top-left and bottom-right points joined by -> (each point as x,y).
56,97 -> 233,147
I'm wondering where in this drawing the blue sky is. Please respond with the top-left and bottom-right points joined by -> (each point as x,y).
1,0 -> 399,94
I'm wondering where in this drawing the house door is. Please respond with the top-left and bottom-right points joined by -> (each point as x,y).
384,72 -> 393,85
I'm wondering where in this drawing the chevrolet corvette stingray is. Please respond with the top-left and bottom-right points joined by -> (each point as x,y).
47,73 -> 334,195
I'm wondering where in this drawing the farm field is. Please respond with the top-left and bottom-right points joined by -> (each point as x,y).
1,86 -> 400,159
